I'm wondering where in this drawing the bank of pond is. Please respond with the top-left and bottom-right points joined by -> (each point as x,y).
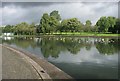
2,32 -> 120,38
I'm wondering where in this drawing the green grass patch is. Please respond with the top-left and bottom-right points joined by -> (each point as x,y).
2,32 -> 120,37
52,32 -> 119,37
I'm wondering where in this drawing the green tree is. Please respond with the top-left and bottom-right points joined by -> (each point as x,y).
49,16 -> 59,34
86,20 -> 92,26
96,16 -> 108,32
50,10 -> 61,21
60,18 -> 82,32
107,16 -> 116,28
40,13 -> 59,34
91,25 -> 98,32
40,13 -> 50,34
29,22 -> 35,35
3,25 -> 14,33
14,22 -> 32,35
84,20 -> 92,32
109,18 -> 120,33
0,27 -> 3,36
114,18 -> 120,33
96,16 -> 116,33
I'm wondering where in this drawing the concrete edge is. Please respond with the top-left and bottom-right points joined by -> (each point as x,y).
2,44 -> 52,81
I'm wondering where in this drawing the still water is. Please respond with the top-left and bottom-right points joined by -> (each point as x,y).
2,36 -> 119,79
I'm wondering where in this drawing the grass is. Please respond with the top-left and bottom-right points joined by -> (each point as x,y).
47,32 -> 119,37
2,32 -> 120,37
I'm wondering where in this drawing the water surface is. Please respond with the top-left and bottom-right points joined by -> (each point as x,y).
2,36 -> 119,79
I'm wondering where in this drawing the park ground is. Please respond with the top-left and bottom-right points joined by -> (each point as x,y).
2,32 -> 120,37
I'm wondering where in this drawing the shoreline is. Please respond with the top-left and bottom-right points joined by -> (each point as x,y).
1,34 -> 120,38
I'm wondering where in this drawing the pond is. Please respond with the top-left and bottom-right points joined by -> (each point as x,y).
2,36 -> 119,79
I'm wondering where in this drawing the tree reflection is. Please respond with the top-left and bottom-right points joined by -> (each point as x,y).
40,37 -> 62,58
62,38 -> 81,54
95,38 -> 119,55
2,37 -> 119,58
38,37 -> 93,58
2,37 -> 36,49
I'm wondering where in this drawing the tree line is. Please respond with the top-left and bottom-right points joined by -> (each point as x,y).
2,22 -> 36,35
2,10 -> 120,35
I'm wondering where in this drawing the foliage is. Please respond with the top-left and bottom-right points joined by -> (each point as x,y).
14,22 -> 35,35
96,16 -> 117,33
2,10 -> 120,35
40,13 -> 59,34
3,25 -> 14,33
83,20 -> 92,32
109,18 -> 120,33
60,18 -> 82,32
3,22 -> 36,35
50,10 -> 61,21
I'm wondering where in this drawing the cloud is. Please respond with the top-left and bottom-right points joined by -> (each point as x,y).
1,2 -> 118,26
0,2 -> 2,26
2,2 -> 57,8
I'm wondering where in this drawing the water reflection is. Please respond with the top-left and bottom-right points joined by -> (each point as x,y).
2,37 -> 119,57
95,39 -> 119,55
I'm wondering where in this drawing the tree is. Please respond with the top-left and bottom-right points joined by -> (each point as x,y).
96,16 -> 117,33
60,18 -> 82,32
40,13 -> 50,34
114,18 -> 120,33
3,25 -> 14,33
84,20 -> 92,32
96,16 -> 108,32
40,13 -> 59,34
50,10 -> 61,21
29,22 -> 35,35
109,18 -> 120,33
91,25 -> 98,32
86,20 -> 92,26
14,22 -> 35,35
0,27 -> 3,35
107,16 -> 116,28
49,16 -> 59,34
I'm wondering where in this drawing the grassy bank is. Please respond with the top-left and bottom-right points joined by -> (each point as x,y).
39,32 -> 120,37
2,32 -> 120,37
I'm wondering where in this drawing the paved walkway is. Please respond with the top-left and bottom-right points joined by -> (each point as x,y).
2,45 -> 50,80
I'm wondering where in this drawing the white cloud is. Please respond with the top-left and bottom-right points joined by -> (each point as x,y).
4,6 -> 17,14
0,8 -> 2,26
1,0 -> 119,2
2,5 -> 27,25
1,2 -> 118,25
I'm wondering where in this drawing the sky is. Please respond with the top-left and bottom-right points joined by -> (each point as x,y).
1,1 -> 118,26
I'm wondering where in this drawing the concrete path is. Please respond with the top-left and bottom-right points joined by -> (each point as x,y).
2,45 -> 51,80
